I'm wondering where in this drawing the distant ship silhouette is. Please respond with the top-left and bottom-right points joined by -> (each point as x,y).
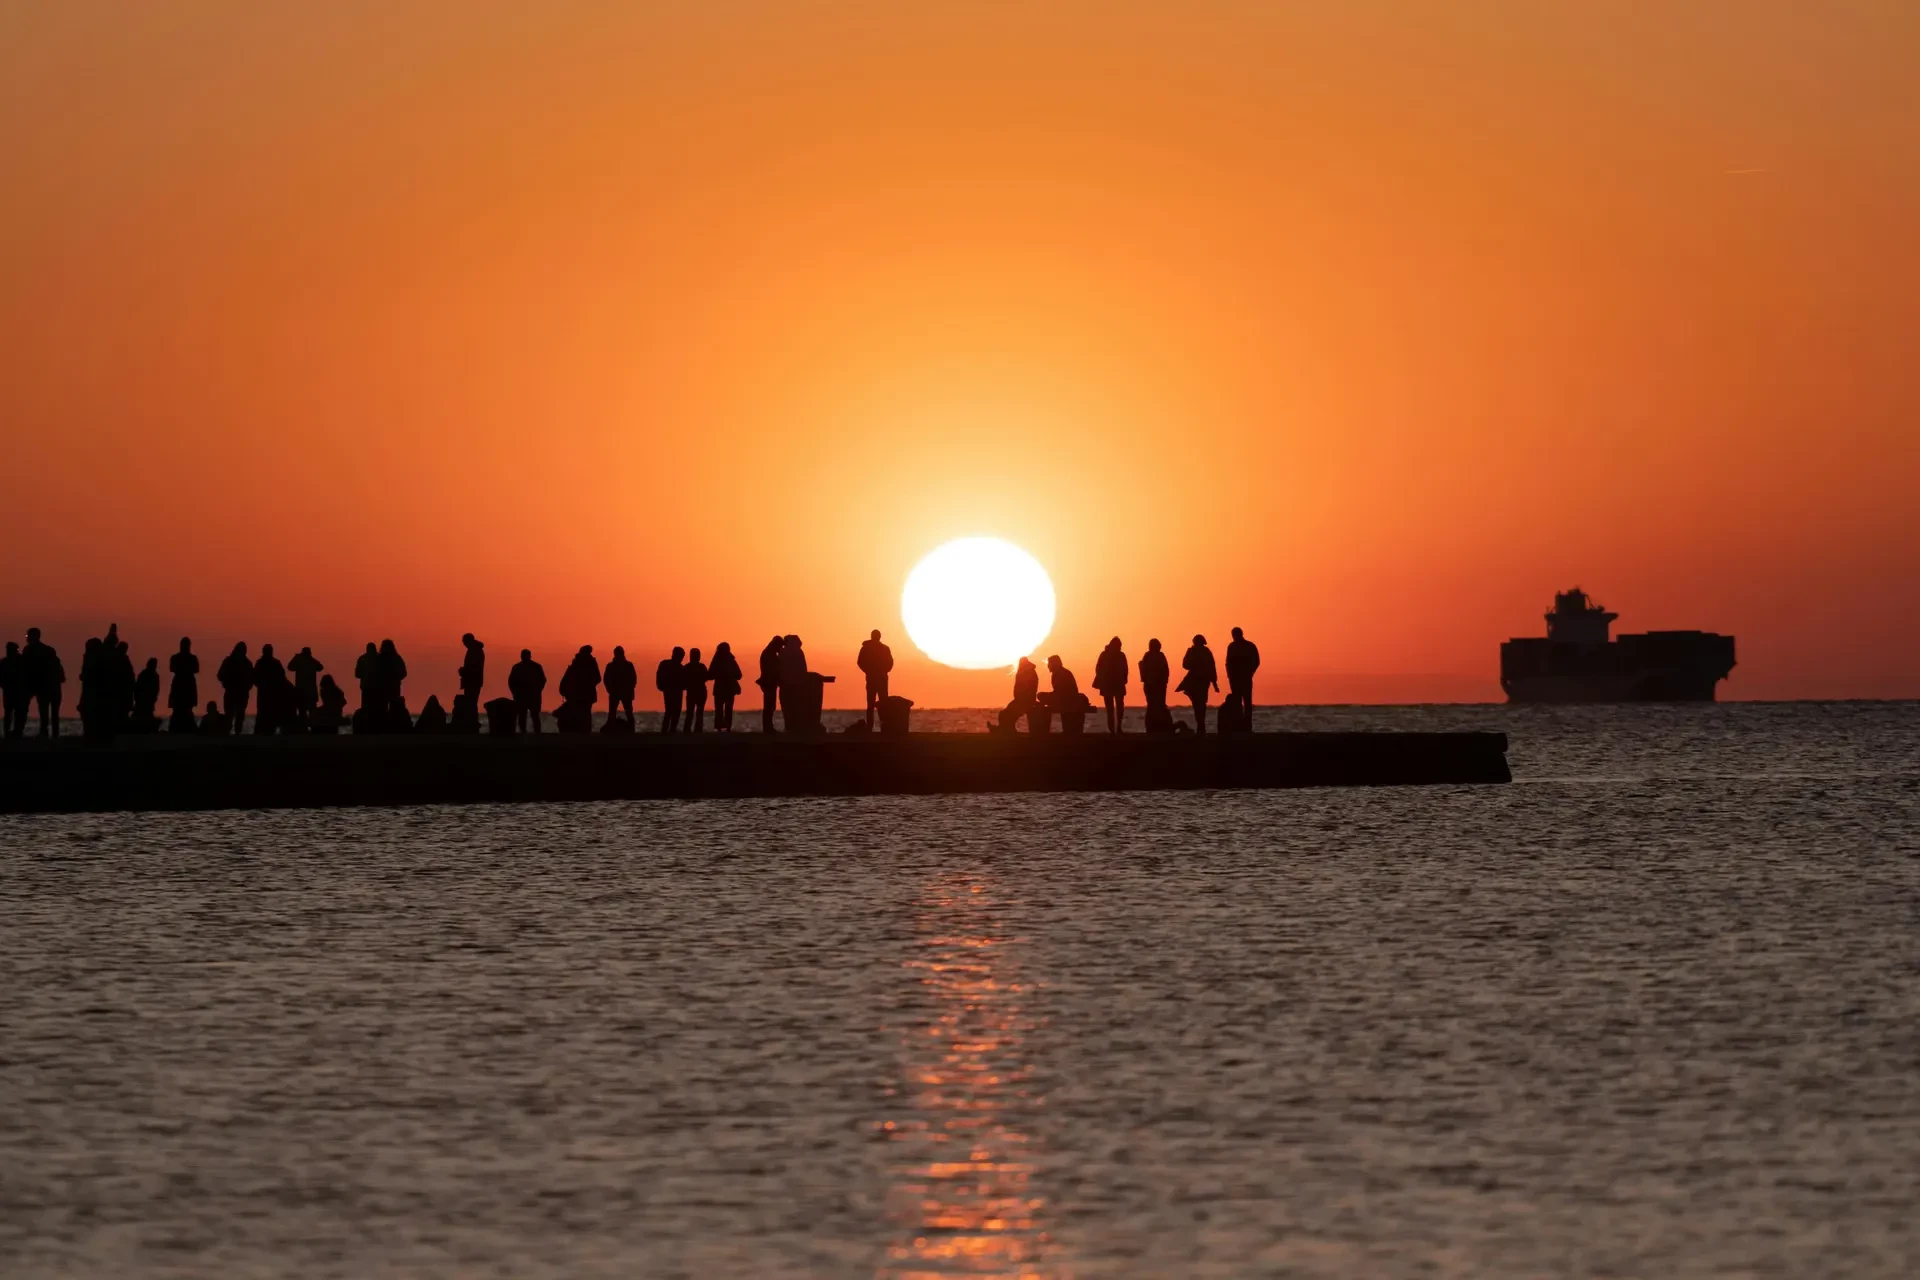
1501,588 -> 1735,702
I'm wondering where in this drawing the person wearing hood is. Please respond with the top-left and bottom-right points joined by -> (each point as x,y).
709,642 -> 743,732
1093,636 -> 1128,734
459,633 -> 486,703
756,635 -> 784,733
217,641 -> 254,733
1177,634 -> 1219,734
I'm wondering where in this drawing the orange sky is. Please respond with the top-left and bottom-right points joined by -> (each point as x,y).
3,2 -> 1917,705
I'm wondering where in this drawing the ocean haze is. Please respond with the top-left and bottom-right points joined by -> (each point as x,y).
3,703 -> 1917,1277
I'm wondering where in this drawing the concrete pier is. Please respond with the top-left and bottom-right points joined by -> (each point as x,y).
0,731 -> 1511,814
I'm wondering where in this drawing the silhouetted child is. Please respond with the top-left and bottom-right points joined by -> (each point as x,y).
167,638 -> 199,734
1093,636 -> 1128,733
217,641 -> 253,734
288,647 -> 323,729
314,675 -> 348,733
709,642 -> 743,731
682,647 -> 709,732
200,701 -> 230,735
656,647 -> 685,733
1225,627 -> 1260,727
509,649 -> 546,733
1178,634 -> 1218,734
604,645 -> 638,723
857,630 -> 894,730
757,635 -> 784,733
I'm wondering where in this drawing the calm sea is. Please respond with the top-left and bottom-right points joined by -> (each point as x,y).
3,703 -> 1917,1278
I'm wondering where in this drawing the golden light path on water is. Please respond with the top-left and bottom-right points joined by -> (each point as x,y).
879,876 -> 1058,1280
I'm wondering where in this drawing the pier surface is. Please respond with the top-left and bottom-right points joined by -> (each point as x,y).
0,731 -> 1511,814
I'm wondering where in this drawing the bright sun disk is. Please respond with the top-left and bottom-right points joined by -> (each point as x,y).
901,537 -> 1056,670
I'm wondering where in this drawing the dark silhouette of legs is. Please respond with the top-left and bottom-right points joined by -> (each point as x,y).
715,693 -> 734,731
684,696 -> 706,733
1188,691 -> 1208,735
1103,694 -> 1123,734
1229,678 -> 1253,726
662,691 -> 682,733
760,687 -> 776,733
36,692 -> 59,738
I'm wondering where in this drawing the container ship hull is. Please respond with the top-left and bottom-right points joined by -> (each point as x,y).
1501,590 -> 1735,703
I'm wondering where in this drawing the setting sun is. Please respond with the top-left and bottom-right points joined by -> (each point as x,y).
901,538 -> 1056,670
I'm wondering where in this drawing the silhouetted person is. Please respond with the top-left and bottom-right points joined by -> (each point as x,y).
0,641 -> 23,738
681,647 -> 710,732
113,638 -> 136,734
1000,656 -> 1043,733
604,645 -> 638,723
554,645 -> 600,732
200,701 -> 230,735
217,641 -> 253,734
459,633 -> 485,703
656,647 -> 685,734
1225,627 -> 1260,726
167,638 -> 199,733
1093,636 -> 1128,733
1178,634 -> 1219,734
858,630 -> 894,730
449,691 -> 480,734
509,648 -> 546,733
415,694 -> 448,733
314,675 -> 348,733
288,647 -> 323,729
354,642 -> 382,724
378,640 -> 408,728
709,641 -> 742,732
132,658 -> 161,731
1046,654 -> 1088,734
757,635 -> 784,733
23,629 -> 64,738
253,643 -> 289,735
1138,638 -> 1171,734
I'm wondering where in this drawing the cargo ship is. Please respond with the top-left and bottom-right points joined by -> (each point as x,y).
1500,588 -> 1735,702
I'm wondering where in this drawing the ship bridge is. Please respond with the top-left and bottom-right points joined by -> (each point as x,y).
1545,587 -> 1617,649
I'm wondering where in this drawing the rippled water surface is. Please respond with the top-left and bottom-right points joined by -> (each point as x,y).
4,704 -> 1918,1277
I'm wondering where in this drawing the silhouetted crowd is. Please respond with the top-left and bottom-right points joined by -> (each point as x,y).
995,628 -> 1260,736
1,623 -> 1260,741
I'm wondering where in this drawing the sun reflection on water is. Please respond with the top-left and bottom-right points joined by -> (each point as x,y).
879,878 -> 1059,1280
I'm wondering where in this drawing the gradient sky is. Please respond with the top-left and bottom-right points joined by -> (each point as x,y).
4,2 -> 1916,705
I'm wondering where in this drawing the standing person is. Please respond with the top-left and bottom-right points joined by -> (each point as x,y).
23,628 -> 65,738
756,635 -> 784,733
709,642 -> 743,732
1093,636 -> 1129,733
112,637 -> 136,735
1225,627 -> 1261,725
77,637 -> 105,739
133,658 -> 161,730
167,638 -> 199,733
217,641 -> 254,734
377,640 -> 408,728
655,647 -> 686,734
287,646 -> 323,730
681,647 -> 710,732
352,642 -> 381,723
1178,634 -> 1219,734
776,635 -> 810,729
252,643 -> 289,734
557,645 -> 601,731
857,629 -> 894,730
459,633 -> 486,705
603,645 -> 638,725
0,641 -> 24,738
508,648 -> 546,733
